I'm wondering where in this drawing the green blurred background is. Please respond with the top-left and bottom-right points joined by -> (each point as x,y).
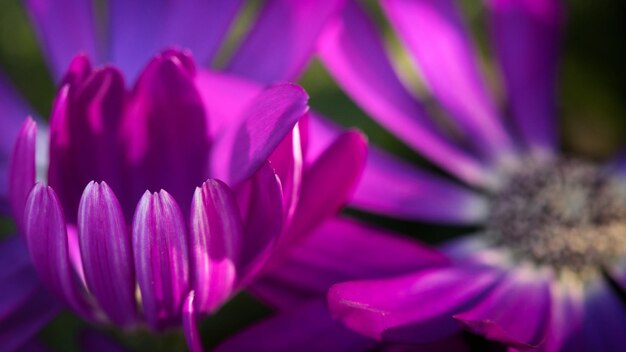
1,0 -> 625,350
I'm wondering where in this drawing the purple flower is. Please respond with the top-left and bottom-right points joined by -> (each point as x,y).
307,0 -> 626,351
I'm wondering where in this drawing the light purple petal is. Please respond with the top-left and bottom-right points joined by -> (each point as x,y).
9,118 -> 36,232
318,1 -> 495,188
122,51 -> 209,216
77,181 -> 137,327
132,190 -> 190,330
234,163 -> 284,285
24,183 -> 92,318
578,279 -> 626,352
251,217 -> 447,311
454,267 -> 551,349
353,147 -> 489,224
487,0 -> 564,153
24,0 -> 98,81
211,82 -> 308,186
190,179 -> 242,313
183,291 -> 203,352
226,0 -> 346,83
381,0 -> 514,161
328,267 -> 501,344
216,300 -> 376,352
274,130 -> 367,258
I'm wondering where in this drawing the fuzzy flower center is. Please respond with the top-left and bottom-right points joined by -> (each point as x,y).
486,158 -> 626,278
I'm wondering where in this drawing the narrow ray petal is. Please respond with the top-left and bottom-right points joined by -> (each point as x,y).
577,279 -> 626,352
318,2 -> 493,187
24,184 -> 92,318
328,267 -> 501,344
211,83 -> 308,186
353,148 -> 489,224
381,0 -> 514,160
78,182 -> 137,326
9,118 -> 36,232
216,300 -> 375,352
24,0 -> 98,81
227,0 -> 346,83
132,190 -> 190,330
190,180 -> 242,313
454,267 -> 551,349
487,0 -> 564,153
251,217 -> 447,310
183,291 -> 203,352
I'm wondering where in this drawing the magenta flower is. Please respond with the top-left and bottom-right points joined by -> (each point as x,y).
314,0 -> 626,351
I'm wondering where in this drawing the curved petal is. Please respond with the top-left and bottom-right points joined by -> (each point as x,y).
352,147 -> 489,224
251,217 -> 447,311
454,267 -> 551,350
269,124 -> 304,224
122,51 -> 209,216
540,280 -> 584,352
132,190 -> 190,330
487,0 -> 564,153
190,179 -> 242,313
381,0 -> 514,161
226,0 -> 346,83
216,300 -> 376,352
210,82 -> 308,186
318,1 -> 495,188
24,183 -> 92,319
78,182 -> 137,327
328,267 -> 501,344
23,0 -> 98,81
183,291 -> 203,352
9,118 -> 36,232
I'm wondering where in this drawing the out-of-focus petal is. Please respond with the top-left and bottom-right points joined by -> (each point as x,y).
577,279 -> 626,352
9,118 -> 36,232
234,163 -> 284,285
77,182 -> 137,327
122,51 -> 209,216
318,2 -> 494,188
23,0 -> 98,81
48,62 -> 127,220
353,148 -> 489,224
454,267 -> 551,350
251,217 -> 447,310
0,237 -> 43,320
328,267 -> 501,344
487,0 -> 564,154
183,291 -> 203,352
132,190 -> 190,330
275,130 -> 366,257
190,180 -> 242,313
211,83 -> 308,186
540,281 -> 584,352
24,183 -> 92,318
78,328 -> 127,352
216,300 -> 376,352
381,0 -> 514,161
227,0 -> 346,83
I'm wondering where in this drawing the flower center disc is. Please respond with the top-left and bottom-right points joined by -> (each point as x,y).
486,158 -> 626,278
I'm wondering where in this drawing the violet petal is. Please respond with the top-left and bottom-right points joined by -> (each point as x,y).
9,118 -> 37,232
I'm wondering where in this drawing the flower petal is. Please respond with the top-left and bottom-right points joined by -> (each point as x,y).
577,279 -> 626,352
122,51 -> 210,216
9,118 -> 37,232
487,0 -> 564,153
211,82 -> 308,186
77,181 -> 137,327
216,300 -> 376,352
454,267 -> 551,349
251,217 -> 447,310
23,0 -> 98,81
318,1 -> 494,187
132,190 -> 190,330
0,237 -> 42,320
328,267 -> 501,344
381,0 -> 514,160
190,179 -> 242,313
353,147 -> 489,224
24,183 -> 92,318
183,291 -> 203,352
226,0 -> 346,83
